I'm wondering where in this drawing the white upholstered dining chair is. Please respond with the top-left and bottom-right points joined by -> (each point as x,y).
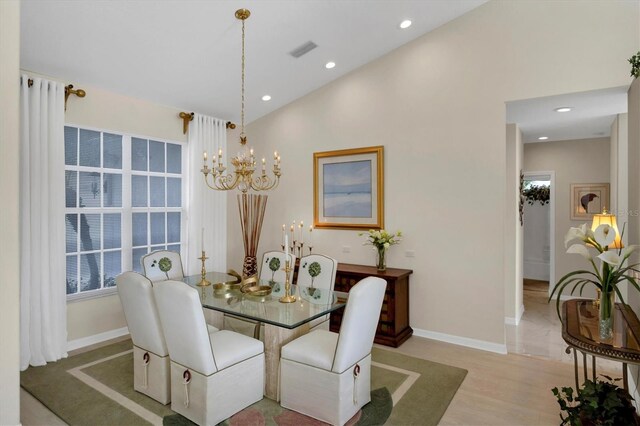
280,276 -> 386,426
153,280 -> 265,426
296,254 -> 338,330
115,271 -> 171,404
141,250 -> 184,282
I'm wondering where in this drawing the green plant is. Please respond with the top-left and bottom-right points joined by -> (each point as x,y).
552,376 -> 638,425
629,51 -> 640,79
522,184 -> 550,205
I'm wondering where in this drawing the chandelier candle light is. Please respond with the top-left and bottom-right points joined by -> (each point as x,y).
200,8 -> 282,278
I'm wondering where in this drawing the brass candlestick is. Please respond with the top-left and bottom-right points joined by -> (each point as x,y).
279,259 -> 296,303
197,250 -> 211,286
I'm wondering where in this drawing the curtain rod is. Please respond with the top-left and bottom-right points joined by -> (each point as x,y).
178,111 -> 236,135
25,78 -> 86,111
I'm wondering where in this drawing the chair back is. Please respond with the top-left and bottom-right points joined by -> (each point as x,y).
141,250 -> 184,282
296,254 -> 338,291
153,280 -> 217,376
259,251 -> 296,284
331,277 -> 386,373
116,272 -> 168,357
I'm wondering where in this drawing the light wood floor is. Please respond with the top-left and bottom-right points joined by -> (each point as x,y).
21,334 -> 583,426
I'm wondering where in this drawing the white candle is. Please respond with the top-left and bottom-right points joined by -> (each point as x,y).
203,151 -> 207,163
309,225 -> 313,247
262,158 -> 266,172
201,227 -> 204,252
290,224 -> 294,244
285,235 -> 289,258
282,224 -> 285,247
300,221 -> 304,244
218,149 -> 222,165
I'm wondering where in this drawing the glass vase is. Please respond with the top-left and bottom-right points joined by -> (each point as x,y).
376,247 -> 386,272
599,290 -> 614,341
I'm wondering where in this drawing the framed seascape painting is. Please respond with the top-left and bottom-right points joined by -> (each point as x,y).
570,183 -> 610,221
313,146 -> 384,230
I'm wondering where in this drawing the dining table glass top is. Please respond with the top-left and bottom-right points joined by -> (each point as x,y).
183,271 -> 346,329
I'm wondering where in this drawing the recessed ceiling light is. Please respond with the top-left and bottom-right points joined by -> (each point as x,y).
262,95 -> 271,101
399,20 -> 412,29
554,107 -> 572,112
538,136 -> 549,141
325,61 -> 336,69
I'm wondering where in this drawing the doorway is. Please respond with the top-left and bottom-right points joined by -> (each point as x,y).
522,172 -> 554,297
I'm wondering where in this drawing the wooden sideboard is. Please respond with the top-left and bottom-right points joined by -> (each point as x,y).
329,263 -> 413,347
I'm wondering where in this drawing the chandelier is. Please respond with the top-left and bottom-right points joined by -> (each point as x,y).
201,8 -> 281,193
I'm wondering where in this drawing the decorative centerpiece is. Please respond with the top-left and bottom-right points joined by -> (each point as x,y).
360,229 -> 402,272
550,216 -> 639,341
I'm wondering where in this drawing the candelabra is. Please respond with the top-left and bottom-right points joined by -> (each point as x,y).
197,251 -> 211,286
289,240 -> 312,257
279,260 -> 296,303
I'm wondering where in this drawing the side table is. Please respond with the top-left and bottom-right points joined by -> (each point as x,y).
562,299 -> 640,391
330,263 -> 413,347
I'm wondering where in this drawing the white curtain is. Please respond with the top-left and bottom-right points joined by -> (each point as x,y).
19,75 -> 67,370
186,114 -> 227,275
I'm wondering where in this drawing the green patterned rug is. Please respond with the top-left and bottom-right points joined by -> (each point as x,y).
21,339 -> 467,425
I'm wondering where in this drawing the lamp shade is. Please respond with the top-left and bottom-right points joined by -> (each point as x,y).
591,211 -> 623,249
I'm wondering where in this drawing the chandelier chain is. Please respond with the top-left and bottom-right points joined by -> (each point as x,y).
240,16 -> 246,142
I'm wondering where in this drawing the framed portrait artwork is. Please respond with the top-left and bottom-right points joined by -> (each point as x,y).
313,146 -> 384,230
570,183 -> 610,221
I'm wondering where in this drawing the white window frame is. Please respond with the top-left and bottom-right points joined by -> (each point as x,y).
65,123 -> 186,302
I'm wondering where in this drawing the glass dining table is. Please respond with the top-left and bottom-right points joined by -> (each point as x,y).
182,271 -> 346,400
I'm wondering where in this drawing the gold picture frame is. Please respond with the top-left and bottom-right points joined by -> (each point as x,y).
570,183 -> 610,221
313,146 -> 384,230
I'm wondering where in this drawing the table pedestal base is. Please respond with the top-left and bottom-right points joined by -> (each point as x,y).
264,323 -> 309,400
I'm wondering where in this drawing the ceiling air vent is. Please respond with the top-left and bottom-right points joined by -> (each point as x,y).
289,41 -> 318,58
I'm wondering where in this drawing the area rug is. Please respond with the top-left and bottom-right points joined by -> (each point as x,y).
21,339 -> 467,425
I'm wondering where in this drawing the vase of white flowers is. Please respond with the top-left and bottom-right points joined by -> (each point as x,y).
360,229 -> 402,272
551,222 -> 639,341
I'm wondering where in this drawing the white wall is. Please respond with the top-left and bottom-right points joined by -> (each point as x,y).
21,72 -> 188,342
505,124 -> 523,324
524,138 -> 610,298
229,1 -> 638,349
0,1 -> 21,424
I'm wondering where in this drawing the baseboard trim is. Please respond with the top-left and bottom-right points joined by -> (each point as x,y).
67,326 -> 130,352
412,327 -> 507,354
505,304 -> 525,326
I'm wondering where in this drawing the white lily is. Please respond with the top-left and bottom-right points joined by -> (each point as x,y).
566,244 -> 592,261
598,251 -> 622,267
564,223 -> 591,248
594,224 -> 616,248
622,245 -> 639,259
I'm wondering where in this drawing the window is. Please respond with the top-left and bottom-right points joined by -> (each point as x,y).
64,126 -> 184,299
